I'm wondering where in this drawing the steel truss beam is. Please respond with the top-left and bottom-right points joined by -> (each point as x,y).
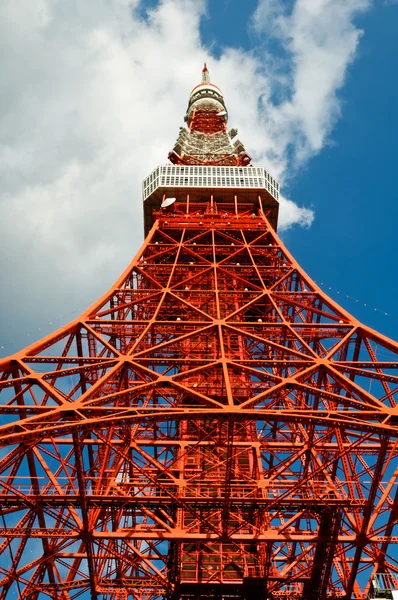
1,198 -> 398,599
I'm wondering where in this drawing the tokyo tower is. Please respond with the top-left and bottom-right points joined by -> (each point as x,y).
1,64 -> 398,600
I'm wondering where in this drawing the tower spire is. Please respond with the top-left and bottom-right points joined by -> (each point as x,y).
168,63 -> 252,166
202,62 -> 210,83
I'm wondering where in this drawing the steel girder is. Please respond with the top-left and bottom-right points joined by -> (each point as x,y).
1,202 -> 398,600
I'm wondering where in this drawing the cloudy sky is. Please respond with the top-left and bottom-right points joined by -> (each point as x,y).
1,0 -> 397,356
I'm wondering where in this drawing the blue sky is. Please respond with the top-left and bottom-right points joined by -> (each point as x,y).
0,0 -> 398,355
283,3 -> 398,340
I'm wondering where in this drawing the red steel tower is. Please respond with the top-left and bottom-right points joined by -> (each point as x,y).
1,65 -> 398,600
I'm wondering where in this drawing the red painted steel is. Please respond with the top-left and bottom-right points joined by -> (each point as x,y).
0,69 -> 398,600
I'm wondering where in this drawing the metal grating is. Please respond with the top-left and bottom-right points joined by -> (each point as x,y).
143,164 -> 280,202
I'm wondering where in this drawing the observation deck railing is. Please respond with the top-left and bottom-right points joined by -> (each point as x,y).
143,165 -> 279,202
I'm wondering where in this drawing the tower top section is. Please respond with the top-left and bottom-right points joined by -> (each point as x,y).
143,64 -> 280,235
185,63 -> 227,126
169,64 -> 252,167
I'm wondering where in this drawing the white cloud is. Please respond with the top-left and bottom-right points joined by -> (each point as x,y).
0,0 -> 371,351
252,0 -> 370,156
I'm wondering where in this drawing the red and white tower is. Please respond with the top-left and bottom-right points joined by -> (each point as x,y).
1,65 -> 398,600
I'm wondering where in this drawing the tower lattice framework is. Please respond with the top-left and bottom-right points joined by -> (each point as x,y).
1,65 -> 398,600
